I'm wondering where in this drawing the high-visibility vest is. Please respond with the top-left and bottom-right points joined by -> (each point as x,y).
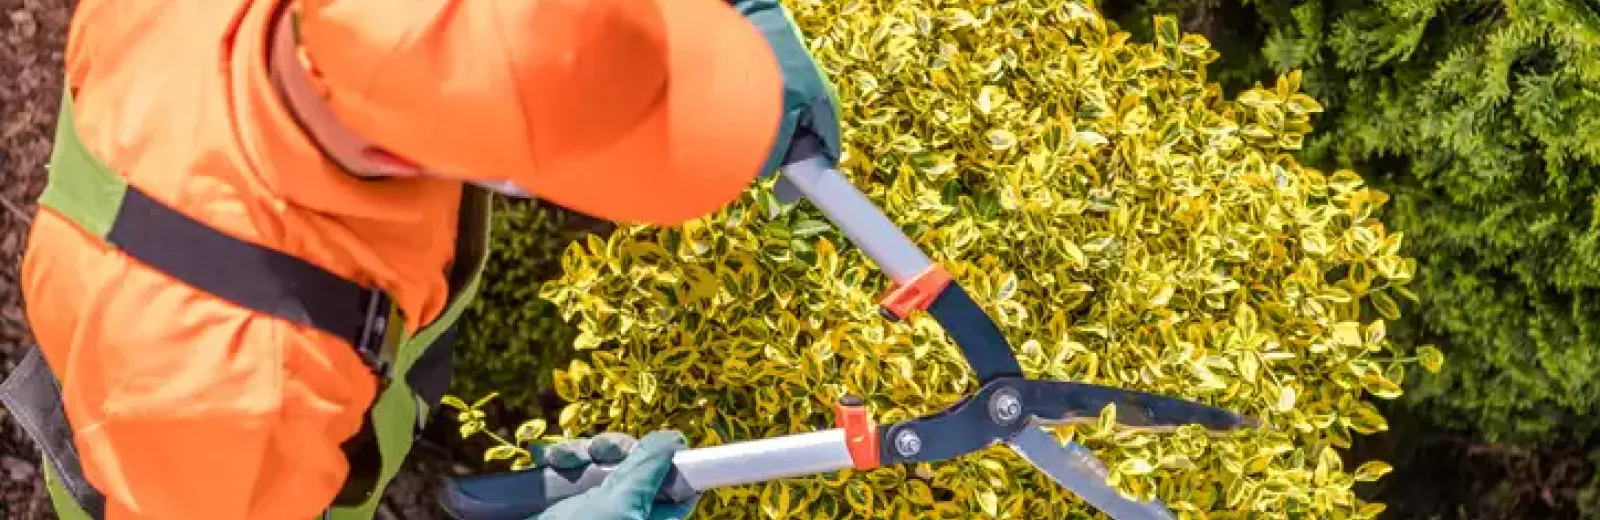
0,87 -> 494,520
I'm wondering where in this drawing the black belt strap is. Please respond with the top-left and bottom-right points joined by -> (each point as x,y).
0,347 -> 106,519
0,184 -> 400,519
106,184 -> 389,366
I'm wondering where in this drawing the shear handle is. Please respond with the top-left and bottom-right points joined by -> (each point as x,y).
438,430 -> 858,520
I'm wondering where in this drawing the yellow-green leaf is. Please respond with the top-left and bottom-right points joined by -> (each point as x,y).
1286,93 -> 1324,114
1352,460 -> 1394,482
986,129 -> 1018,150
1417,345 -> 1445,373
1118,458 -> 1156,476
484,445 -> 519,462
759,482 -> 793,518
1097,402 -> 1118,433
975,488 -> 1000,517
1331,321 -> 1362,347
1362,372 -> 1404,399
1370,290 -> 1401,320
844,480 -> 874,512
515,419 -> 548,444
1275,384 -> 1298,412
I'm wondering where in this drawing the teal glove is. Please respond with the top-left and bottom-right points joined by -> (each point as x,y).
729,0 -> 844,175
529,431 -> 699,520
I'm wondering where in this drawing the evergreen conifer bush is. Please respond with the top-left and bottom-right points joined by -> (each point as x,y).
450,2 -> 1430,518
1108,0 -> 1600,449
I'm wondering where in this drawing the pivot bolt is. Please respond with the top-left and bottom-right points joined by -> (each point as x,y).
990,387 -> 1023,425
894,429 -> 923,457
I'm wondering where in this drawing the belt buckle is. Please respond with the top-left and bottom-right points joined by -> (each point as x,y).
356,289 -> 392,377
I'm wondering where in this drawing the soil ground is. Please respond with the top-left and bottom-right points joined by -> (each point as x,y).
1,0 -> 73,516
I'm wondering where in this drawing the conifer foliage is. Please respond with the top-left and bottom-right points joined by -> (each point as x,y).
1117,0 -> 1600,449
1104,0 -> 1600,515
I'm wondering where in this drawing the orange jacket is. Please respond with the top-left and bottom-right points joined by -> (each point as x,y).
22,0 -> 462,518
25,0 -> 785,516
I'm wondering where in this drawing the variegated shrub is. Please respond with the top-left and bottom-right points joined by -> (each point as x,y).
447,2 -> 1438,518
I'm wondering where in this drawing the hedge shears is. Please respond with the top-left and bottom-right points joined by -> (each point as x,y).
438,130 -> 1261,520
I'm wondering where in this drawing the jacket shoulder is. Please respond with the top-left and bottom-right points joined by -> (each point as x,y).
65,0 -> 252,92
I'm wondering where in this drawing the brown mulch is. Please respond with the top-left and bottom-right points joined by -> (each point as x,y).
1,0 -> 74,518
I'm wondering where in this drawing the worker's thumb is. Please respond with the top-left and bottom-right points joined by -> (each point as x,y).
601,430 -> 691,516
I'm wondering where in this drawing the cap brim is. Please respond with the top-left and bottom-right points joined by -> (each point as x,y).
516,0 -> 784,226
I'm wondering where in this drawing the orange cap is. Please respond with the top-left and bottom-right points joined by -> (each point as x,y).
297,0 -> 784,225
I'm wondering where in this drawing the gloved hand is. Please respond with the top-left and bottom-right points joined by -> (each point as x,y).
728,0 -> 844,174
528,431 -> 698,520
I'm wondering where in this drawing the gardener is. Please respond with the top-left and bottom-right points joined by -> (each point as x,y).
0,0 -> 840,519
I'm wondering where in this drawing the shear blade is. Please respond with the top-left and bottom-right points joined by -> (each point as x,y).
1007,426 -> 1177,520
1023,380 -> 1261,433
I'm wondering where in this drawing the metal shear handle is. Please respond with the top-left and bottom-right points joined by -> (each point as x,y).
436,377 -> 1253,520
439,428 -> 860,520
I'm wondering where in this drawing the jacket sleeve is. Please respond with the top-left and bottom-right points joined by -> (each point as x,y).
21,211 -> 379,520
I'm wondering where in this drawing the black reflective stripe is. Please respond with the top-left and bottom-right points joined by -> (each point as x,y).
106,184 -> 380,352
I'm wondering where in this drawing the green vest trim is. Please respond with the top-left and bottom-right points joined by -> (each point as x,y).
42,458 -> 95,520
36,84 -> 123,240
18,86 -> 493,520
323,179 -> 493,520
